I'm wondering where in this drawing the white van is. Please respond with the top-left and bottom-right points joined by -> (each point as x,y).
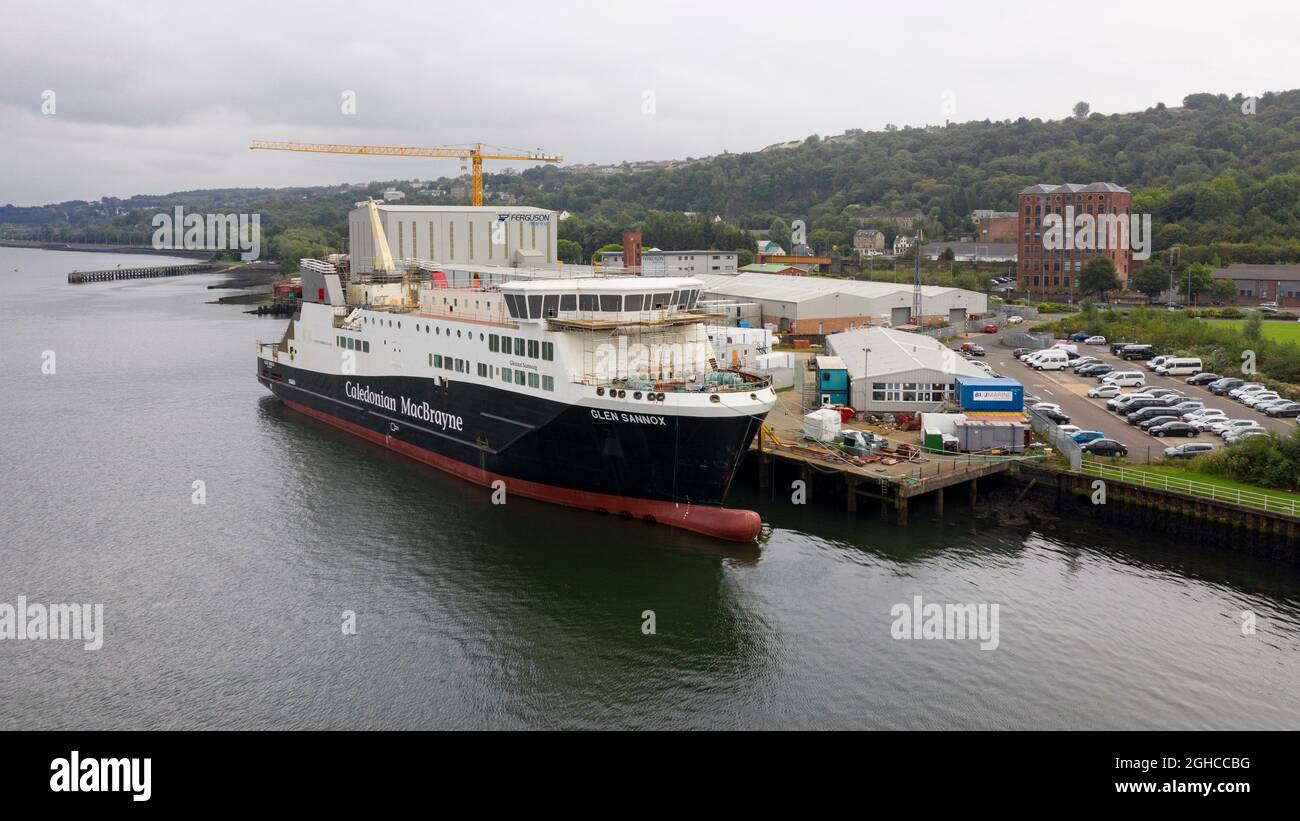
1032,349 -> 1070,371
1156,357 -> 1202,376
1104,371 -> 1147,388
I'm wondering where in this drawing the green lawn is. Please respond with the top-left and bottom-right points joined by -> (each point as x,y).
1130,464 -> 1300,507
1212,320 -> 1300,343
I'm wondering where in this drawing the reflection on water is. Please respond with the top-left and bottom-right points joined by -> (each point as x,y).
1,247 -> 1298,730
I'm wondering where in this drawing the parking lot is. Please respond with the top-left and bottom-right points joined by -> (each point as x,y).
975,332 -> 1297,463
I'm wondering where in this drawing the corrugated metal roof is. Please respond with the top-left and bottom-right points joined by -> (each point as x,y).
695,271 -> 974,303
826,327 -> 988,380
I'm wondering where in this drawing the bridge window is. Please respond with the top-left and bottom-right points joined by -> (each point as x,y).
652,293 -> 670,308
560,294 -> 577,311
624,293 -> 644,311
527,295 -> 543,318
543,294 -> 559,318
599,294 -> 622,312
578,294 -> 598,311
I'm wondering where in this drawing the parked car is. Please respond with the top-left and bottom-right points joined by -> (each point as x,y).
1192,415 -> 1230,431
1088,384 -> 1122,398
1185,372 -> 1221,385
1229,383 -> 1266,399
1143,387 -> 1184,399
1056,425 -> 1082,436
1077,363 -> 1114,377
968,345 -> 986,356
1138,415 -> 1180,431
1085,335 -> 1107,345
1164,442 -> 1216,459
1259,305 -> 1279,314
1040,408 -> 1071,425
1070,332 -> 1091,342
1070,356 -> 1101,370
1012,348 -> 1031,358
1242,392 -> 1281,408
1209,378 -> 1245,395
982,324 -> 999,334
1119,344 -> 1156,361
1071,430 -> 1106,444
1102,371 -> 1146,388
1183,408 -> 1225,421
1210,419 -> 1259,435
1128,407 -> 1180,425
1006,315 -> 1024,324
1168,401 -> 1205,414
1150,420 -> 1199,438
1083,439 -> 1128,457
1264,402 -> 1300,418
1225,428 -> 1269,444
1253,398 -> 1292,412
1145,356 -> 1170,372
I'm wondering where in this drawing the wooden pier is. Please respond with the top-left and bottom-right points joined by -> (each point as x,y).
750,436 -> 1016,525
67,261 -> 217,284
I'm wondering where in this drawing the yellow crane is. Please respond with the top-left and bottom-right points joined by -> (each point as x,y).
249,140 -> 562,206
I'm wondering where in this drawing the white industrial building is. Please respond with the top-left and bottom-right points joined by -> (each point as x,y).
598,249 -> 739,274
826,326 -> 987,413
693,272 -> 988,334
349,204 -> 558,274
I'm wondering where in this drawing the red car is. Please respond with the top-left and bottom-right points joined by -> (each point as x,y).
982,324 -> 999,334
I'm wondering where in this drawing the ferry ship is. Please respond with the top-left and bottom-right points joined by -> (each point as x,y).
255,253 -> 776,541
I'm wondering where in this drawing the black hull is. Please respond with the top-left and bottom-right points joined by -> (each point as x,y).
257,358 -> 764,521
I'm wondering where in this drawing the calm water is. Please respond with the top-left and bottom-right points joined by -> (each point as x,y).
1,247 -> 1298,730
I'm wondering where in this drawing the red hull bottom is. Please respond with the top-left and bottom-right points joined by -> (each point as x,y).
280,398 -> 762,542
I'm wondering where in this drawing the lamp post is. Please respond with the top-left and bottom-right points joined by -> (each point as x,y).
863,346 -> 872,409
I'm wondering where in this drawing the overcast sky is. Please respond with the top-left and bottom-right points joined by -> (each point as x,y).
2,0 -> 1297,207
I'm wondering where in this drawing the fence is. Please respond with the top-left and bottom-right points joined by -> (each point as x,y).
1079,458 -> 1300,517
1027,405 -> 1083,470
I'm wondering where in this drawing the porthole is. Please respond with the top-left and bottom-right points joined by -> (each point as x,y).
709,394 -> 720,403
634,391 -> 642,400
617,390 -> 626,398
596,387 -> 605,396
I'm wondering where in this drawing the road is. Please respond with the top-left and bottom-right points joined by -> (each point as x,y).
974,333 -> 1296,463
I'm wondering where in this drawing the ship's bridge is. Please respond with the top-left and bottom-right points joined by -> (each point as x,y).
498,277 -> 706,325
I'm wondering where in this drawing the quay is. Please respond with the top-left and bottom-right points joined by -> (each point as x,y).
67,261 -> 217,284
748,385 -> 1026,525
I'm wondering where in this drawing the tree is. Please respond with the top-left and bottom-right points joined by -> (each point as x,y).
1080,257 -> 1120,301
1129,262 -> 1169,304
1073,101 -> 1090,118
557,238 -> 583,264
938,246 -> 955,262
1179,262 -> 1215,304
1210,278 -> 1236,304
1242,312 -> 1263,344
768,218 -> 791,251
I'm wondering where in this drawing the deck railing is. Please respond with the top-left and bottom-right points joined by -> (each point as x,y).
1078,458 -> 1300,517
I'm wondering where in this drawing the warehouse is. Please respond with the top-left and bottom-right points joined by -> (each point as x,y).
349,204 -> 558,274
825,326 -> 988,413
693,272 -> 988,335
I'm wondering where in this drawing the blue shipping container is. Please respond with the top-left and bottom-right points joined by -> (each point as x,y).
954,376 -> 1024,412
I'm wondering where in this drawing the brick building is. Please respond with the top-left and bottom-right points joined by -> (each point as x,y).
852,229 -> 886,255
971,210 -> 1018,243
1211,264 -> 1300,307
1016,183 -> 1132,298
